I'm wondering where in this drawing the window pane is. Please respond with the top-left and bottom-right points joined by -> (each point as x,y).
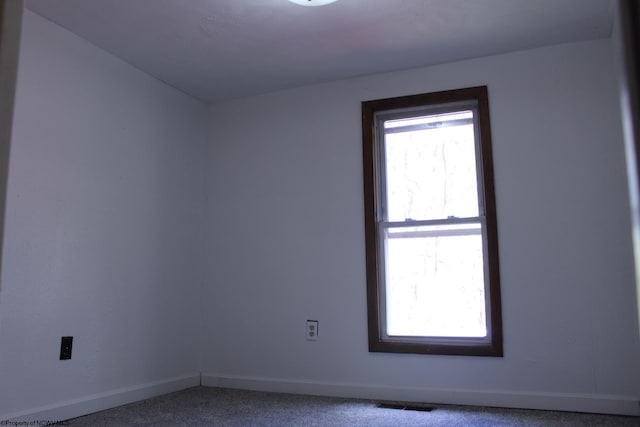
384,224 -> 486,337
384,112 -> 479,222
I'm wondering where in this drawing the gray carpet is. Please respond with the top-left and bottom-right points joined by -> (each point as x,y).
66,386 -> 639,426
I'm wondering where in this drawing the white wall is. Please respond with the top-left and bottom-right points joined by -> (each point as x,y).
202,39 -> 640,415
0,11 -> 206,420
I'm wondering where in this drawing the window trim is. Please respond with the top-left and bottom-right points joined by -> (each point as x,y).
361,86 -> 503,357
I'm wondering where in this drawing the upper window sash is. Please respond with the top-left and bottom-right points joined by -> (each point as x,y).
374,102 -> 486,224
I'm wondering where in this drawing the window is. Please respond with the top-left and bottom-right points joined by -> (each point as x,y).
362,86 -> 503,356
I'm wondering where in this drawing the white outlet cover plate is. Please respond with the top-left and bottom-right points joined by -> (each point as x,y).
306,320 -> 318,341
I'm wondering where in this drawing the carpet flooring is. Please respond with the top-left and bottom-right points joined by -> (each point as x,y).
66,386 -> 639,426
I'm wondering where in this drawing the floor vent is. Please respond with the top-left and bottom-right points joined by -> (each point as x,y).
376,402 -> 435,412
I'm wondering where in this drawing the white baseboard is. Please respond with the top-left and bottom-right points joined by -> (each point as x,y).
4,373 -> 637,421
2,373 -> 201,423
202,373 -> 640,416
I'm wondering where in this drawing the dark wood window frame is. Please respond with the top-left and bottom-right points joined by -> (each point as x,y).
361,86 -> 503,357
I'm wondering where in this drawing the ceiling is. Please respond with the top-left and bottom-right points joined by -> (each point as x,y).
25,0 -> 613,103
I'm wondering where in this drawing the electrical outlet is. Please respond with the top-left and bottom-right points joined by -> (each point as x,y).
306,320 -> 318,341
60,336 -> 73,360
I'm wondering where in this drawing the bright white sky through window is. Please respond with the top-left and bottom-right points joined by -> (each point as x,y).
382,110 -> 487,338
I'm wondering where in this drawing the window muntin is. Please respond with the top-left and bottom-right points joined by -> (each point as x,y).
362,86 -> 502,356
